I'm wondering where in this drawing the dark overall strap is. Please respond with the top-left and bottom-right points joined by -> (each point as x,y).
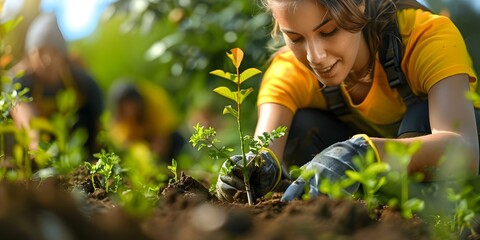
378,19 -> 420,108
380,0 -> 431,107
322,0 -> 430,119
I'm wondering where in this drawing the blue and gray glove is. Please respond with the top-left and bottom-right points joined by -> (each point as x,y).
281,134 -> 379,201
216,148 -> 282,202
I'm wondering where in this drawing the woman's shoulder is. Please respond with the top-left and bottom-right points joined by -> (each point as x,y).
396,8 -> 455,37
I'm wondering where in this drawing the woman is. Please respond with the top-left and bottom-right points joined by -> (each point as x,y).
108,79 -> 184,164
216,0 -> 479,203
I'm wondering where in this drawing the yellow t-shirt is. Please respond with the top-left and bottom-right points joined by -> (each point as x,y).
257,9 -> 478,137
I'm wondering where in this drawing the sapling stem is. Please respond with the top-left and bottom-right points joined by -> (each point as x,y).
0,134 -> 4,163
235,60 -> 254,205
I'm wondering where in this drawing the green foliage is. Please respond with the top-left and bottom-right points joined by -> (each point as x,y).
246,126 -> 287,155
384,141 -> 425,219
31,89 -> 88,175
190,123 -> 233,162
115,144 -> 168,218
86,150 -> 123,193
0,82 -> 31,121
317,178 -> 352,200
0,81 -> 31,178
447,185 -> 480,236
116,184 -> 160,218
346,150 -> 390,216
0,15 -> 34,179
167,158 -> 178,183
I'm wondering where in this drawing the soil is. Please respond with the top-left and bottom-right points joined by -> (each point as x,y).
0,167 -> 476,240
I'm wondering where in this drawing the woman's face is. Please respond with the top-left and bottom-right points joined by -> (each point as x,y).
272,0 -> 369,86
28,47 -> 65,84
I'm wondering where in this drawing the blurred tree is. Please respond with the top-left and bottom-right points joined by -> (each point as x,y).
72,0 -> 274,138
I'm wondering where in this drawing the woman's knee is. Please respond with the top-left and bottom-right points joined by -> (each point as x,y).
284,108 -> 355,167
398,101 -> 430,137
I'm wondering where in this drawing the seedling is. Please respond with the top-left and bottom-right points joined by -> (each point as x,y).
385,141 -> 425,219
168,158 -> 178,183
447,184 -> 480,237
190,48 -> 286,205
86,150 -> 123,193
115,144 -> 168,217
345,150 -> 390,217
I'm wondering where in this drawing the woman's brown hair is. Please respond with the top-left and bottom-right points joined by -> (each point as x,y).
261,0 -> 429,67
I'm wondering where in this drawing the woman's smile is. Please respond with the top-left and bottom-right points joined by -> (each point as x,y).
312,61 -> 339,80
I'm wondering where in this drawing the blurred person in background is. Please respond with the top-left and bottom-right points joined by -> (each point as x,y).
108,78 -> 184,164
9,12 -> 104,158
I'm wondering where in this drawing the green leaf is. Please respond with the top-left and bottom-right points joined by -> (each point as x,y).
222,105 -> 238,118
238,88 -> 254,104
239,68 -> 262,84
226,48 -> 244,69
404,198 -> 425,213
213,86 -> 237,103
374,177 -> 387,191
30,118 -> 56,134
365,162 -> 390,175
209,69 -> 236,82
213,87 -> 254,104
345,170 -> 363,182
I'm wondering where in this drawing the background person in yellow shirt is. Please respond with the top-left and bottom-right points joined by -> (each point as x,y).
108,79 -> 184,164
215,0 -> 479,203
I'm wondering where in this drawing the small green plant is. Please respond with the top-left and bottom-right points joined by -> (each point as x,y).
115,144 -> 168,218
385,141 -> 425,219
190,47 -> 286,205
346,150 -> 390,216
86,150 -> 123,193
447,184 -> 480,237
168,158 -> 178,183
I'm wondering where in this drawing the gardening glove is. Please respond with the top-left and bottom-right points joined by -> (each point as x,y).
216,148 -> 283,202
281,134 -> 380,202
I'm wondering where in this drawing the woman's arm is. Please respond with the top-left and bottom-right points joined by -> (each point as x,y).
254,103 -> 294,163
372,74 -> 479,179
10,102 -> 40,151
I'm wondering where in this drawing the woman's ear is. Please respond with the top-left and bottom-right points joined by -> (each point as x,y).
358,0 -> 366,14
